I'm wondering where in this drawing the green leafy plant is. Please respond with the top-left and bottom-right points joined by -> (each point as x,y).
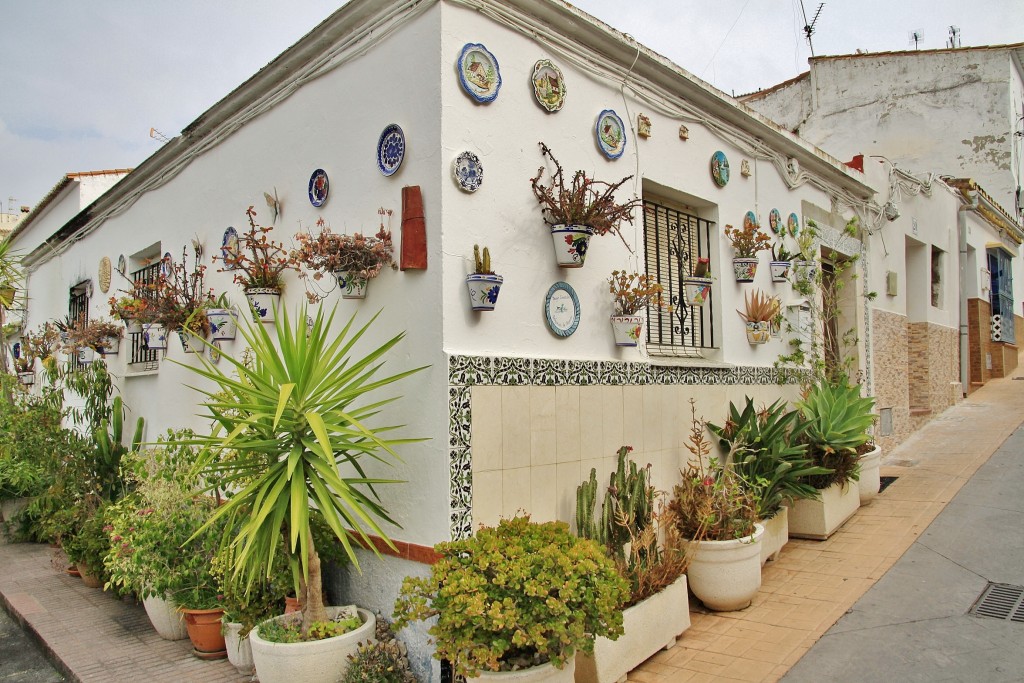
794,378 -> 875,489
0,457 -> 47,499
724,221 -> 772,259
576,445 -> 689,606
343,617 -> 417,683
393,516 -> 628,678
708,398 -> 829,518
62,500 -> 114,580
180,304 -> 425,636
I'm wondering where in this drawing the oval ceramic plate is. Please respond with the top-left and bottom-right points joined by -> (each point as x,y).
769,209 -> 783,235
116,254 -> 127,275
98,256 -> 112,293
458,43 -> 501,104
743,211 -> 758,231
544,282 -> 580,337
377,124 -> 405,176
532,59 -> 566,112
221,226 -> 239,270
788,212 -> 800,237
596,109 -> 626,159
711,151 -> 729,187
453,152 -> 483,193
308,168 -> 329,207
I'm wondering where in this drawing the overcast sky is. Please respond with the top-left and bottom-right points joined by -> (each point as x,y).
1,0 -> 1019,213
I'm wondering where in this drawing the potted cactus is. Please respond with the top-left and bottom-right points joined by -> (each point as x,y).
682,257 -> 713,306
465,244 -> 503,312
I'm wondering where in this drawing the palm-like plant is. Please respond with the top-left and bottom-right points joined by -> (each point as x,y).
180,304 -> 425,634
795,378 -> 875,488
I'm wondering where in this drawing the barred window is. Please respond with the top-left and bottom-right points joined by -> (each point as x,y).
129,262 -> 161,369
987,247 -> 1015,343
643,199 -> 715,354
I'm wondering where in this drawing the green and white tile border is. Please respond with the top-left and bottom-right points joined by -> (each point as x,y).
447,354 -> 797,540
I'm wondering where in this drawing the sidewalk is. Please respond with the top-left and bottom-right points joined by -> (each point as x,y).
2,373 -> 1024,683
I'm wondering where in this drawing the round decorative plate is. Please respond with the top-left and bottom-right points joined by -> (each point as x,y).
221,227 -> 239,270
544,281 -> 580,338
116,254 -> 127,275
711,151 -> 729,187
160,252 -> 173,278
98,256 -> 112,293
457,43 -> 501,104
308,169 -> 329,207
596,109 -> 626,159
769,209 -> 783,235
453,152 -> 483,193
743,211 -> 758,231
788,212 -> 800,237
532,59 -> 566,112
377,124 -> 405,176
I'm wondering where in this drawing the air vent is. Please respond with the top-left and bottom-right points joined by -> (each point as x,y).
970,583 -> 1024,623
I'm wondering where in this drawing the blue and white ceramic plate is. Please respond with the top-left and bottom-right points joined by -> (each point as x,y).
308,168 -> 329,207
457,43 -> 501,104
160,252 -> 173,277
377,124 -> 405,176
711,151 -> 729,187
544,281 -> 580,338
596,109 -> 626,159
453,151 -> 483,192
221,226 -> 239,270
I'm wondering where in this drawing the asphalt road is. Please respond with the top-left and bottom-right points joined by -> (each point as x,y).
0,607 -> 64,682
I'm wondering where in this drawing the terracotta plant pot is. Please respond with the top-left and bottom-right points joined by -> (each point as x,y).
78,563 -> 103,589
284,596 -> 300,614
181,607 -> 227,658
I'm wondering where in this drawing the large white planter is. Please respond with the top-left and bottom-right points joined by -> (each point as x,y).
858,445 -> 882,504
471,658 -> 575,683
224,621 -> 255,675
686,524 -> 764,612
250,607 -> 374,683
789,481 -> 860,540
759,505 -> 789,565
142,593 -> 188,641
575,574 -> 690,683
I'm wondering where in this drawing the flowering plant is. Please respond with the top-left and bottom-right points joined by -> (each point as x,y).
16,323 -> 60,371
108,296 -> 153,323
724,221 -> 772,259
530,142 -> 641,250
607,270 -> 671,316
216,206 -> 299,290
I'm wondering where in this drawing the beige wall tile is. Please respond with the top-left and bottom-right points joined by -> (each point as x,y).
555,461 -> 582,529
622,385 -> 645,451
579,387 -> 605,460
471,386 -> 503,472
555,386 -> 582,463
529,386 -> 557,466
601,386 -> 625,454
530,464 -> 558,523
501,386 -> 531,470
643,386 -> 664,452
472,469 -> 503,528
502,467 -> 532,519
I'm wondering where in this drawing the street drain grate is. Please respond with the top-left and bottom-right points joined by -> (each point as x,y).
969,583 -> 1024,623
878,476 -> 898,492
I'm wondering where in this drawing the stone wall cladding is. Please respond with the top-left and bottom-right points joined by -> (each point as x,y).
967,298 -> 992,391
910,321 -> 960,433
871,309 -> 911,454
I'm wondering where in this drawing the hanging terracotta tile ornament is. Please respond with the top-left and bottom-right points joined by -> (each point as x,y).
401,185 -> 427,271
308,168 -> 329,207
457,43 -> 501,104
98,257 -> 112,293
710,151 -> 729,187
531,59 -> 566,112
637,114 -> 652,138
741,160 -> 752,177
596,110 -> 626,159
679,124 -> 689,141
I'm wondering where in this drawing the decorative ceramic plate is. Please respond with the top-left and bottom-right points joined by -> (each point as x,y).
596,109 -> 626,159
116,254 -> 126,275
788,212 -> 800,236
308,169 -> 329,207
769,209 -> 783,235
377,124 -> 405,176
743,211 -> 758,231
532,59 -> 566,112
711,151 -> 729,187
544,281 -> 580,338
98,257 -> 112,293
458,43 -> 501,104
453,152 -> 483,193
160,252 -> 173,278
221,227 -> 239,270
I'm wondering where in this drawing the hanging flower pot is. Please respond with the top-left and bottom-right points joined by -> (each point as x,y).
17,371 -> 34,386
609,315 -> 644,347
124,318 -> 143,335
207,308 -> 238,341
99,337 -> 120,355
244,287 -> 281,323
465,273 -> 503,311
683,277 -> 713,306
77,347 -> 97,364
792,260 -> 817,285
177,330 -> 201,354
143,323 -> 169,350
550,225 -> 594,268
732,257 -> 759,283
745,320 -> 771,345
333,271 -> 369,299
770,261 -> 792,283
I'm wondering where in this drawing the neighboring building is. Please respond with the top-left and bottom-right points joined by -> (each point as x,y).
741,44 -> 1024,220
10,1 -> 979,677
0,205 -> 31,240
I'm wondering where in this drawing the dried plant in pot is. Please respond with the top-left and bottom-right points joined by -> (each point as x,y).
606,271 -> 670,347
736,289 -> 780,344
64,317 -> 126,363
465,244 -> 503,312
292,210 -> 396,302
724,220 -> 772,282
530,142 -> 641,267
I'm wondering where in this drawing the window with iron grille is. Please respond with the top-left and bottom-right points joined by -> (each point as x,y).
68,283 -> 90,371
987,247 -> 1015,343
643,199 -> 715,354
129,262 -> 161,369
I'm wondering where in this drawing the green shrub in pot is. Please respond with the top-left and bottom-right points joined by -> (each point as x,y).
794,378 -> 875,489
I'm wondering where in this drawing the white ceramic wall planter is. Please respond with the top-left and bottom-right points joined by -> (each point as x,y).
609,315 -> 643,347
789,481 -> 859,540
550,225 -> 593,268
466,273 -> 504,311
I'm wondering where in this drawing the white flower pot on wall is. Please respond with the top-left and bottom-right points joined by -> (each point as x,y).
207,307 -> 238,341
466,273 -> 504,311
789,481 -> 859,540
685,524 -> 764,612
609,315 -> 643,347
683,277 -> 712,306
244,287 -> 281,322
550,225 -> 593,268
143,324 -> 168,350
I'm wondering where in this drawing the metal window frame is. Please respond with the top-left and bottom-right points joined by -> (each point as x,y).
128,262 -> 162,368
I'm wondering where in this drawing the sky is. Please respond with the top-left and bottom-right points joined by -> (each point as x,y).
1,0 -> 1019,214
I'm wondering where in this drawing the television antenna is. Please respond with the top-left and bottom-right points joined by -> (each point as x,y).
947,26 -> 961,48
149,127 -> 170,143
909,30 -> 923,50
799,2 -> 825,56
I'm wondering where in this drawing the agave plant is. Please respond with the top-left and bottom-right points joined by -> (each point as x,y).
180,304 -> 425,634
795,378 -> 875,489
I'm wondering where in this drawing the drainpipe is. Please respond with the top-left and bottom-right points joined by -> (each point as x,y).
958,191 -> 980,395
